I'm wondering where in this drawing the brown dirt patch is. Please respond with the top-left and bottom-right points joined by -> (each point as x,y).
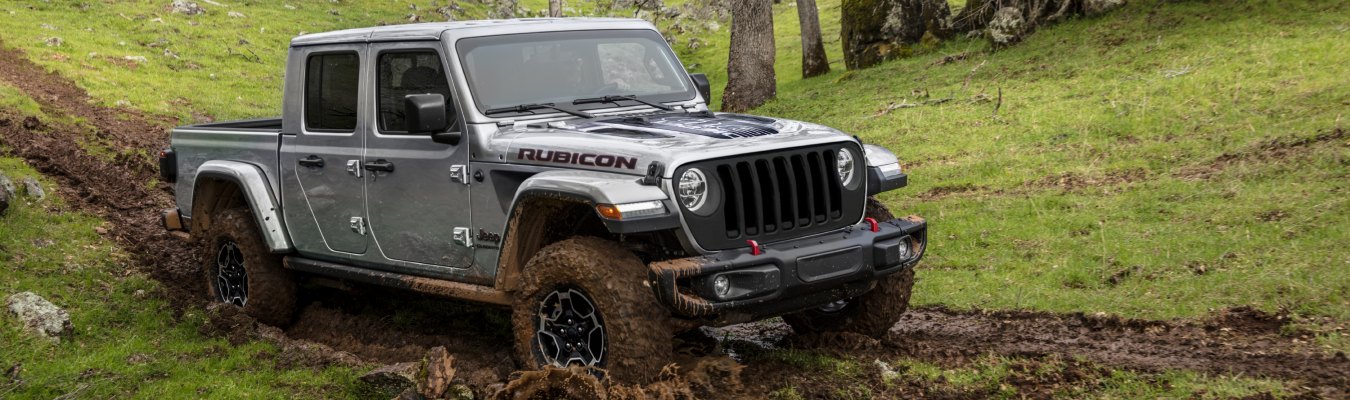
882,306 -> 1348,398
0,43 -> 201,307
1174,128 -> 1348,180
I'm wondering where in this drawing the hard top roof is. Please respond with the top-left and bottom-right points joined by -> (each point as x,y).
289,18 -> 651,47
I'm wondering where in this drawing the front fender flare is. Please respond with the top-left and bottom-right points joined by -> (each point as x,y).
192,160 -> 292,253
511,170 -> 678,234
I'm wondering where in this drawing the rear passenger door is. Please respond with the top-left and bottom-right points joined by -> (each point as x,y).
281,45 -> 370,255
362,42 -> 474,271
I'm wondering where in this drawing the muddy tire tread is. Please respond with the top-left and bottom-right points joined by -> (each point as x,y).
511,236 -> 672,383
200,207 -> 297,326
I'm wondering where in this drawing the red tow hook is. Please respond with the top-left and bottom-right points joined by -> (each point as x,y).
864,217 -> 880,233
747,239 -> 762,256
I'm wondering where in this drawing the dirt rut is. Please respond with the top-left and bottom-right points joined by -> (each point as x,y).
886,306 -> 1348,397
1,41 -> 1346,398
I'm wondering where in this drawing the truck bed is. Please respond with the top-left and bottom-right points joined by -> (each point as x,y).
170,117 -> 285,220
178,117 -> 282,132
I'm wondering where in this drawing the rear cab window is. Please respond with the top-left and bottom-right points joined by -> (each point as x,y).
304,52 -> 360,132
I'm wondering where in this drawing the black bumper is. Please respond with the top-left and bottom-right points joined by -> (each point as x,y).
648,216 -> 927,325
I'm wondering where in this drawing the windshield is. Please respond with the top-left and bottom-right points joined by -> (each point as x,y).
458,30 -> 695,116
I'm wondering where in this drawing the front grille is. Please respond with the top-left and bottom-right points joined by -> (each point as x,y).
678,143 -> 866,251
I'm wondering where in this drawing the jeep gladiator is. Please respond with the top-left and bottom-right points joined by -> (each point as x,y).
159,18 -> 927,380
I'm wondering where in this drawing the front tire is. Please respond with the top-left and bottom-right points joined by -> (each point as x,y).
782,197 -> 916,339
200,208 -> 297,326
511,237 -> 672,382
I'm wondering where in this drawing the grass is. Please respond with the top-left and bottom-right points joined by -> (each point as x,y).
0,0 -> 565,123
0,158 -> 362,399
745,0 -> 1350,321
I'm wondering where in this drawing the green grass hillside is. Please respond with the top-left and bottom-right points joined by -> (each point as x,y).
3,0 -> 1346,322
0,155 -> 360,398
752,0 -> 1350,323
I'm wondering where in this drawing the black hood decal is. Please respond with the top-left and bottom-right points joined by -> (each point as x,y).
588,113 -> 781,139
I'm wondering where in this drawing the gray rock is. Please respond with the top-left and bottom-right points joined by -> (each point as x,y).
1083,0 -> 1125,16
0,173 -> 16,199
21,177 -> 44,200
45,37 -> 63,47
227,11 -> 245,18
6,292 -> 73,343
359,362 -> 420,398
169,0 -> 206,15
0,186 -> 8,216
987,6 -> 1025,48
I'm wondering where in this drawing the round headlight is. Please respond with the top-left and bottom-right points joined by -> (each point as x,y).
836,148 -> 856,186
678,168 -> 708,211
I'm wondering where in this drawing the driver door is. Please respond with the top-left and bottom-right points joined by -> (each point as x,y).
362,42 -> 474,270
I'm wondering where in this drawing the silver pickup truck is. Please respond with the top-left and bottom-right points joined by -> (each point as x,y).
159,18 -> 926,381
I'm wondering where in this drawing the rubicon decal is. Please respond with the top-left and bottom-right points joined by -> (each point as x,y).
517,149 -> 638,170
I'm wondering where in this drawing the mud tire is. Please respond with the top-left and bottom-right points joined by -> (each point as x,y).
511,237 -> 672,383
782,197 -> 916,339
200,208 -> 296,326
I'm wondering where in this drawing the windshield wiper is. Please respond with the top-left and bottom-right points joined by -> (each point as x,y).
573,94 -> 674,111
484,103 -> 594,119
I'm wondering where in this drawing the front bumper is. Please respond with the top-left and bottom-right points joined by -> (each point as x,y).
648,216 -> 927,325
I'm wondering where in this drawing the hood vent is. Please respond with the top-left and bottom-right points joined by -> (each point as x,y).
603,113 -> 781,140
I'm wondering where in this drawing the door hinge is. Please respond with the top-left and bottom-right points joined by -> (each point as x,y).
346,160 -> 362,178
349,217 -> 366,235
452,227 -> 474,248
449,165 -> 468,185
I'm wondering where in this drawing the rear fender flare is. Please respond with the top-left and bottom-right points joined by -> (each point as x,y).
191,160 -> 292,253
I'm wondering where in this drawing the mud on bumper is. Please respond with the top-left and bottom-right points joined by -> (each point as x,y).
648,216 -> 927,325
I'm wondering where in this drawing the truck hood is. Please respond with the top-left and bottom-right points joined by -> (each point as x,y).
489,112 -> 855,178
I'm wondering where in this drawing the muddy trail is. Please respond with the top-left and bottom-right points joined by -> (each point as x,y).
1,43 -> 1346,398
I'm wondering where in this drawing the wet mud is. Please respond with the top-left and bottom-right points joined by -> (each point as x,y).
1,41 -> 1346,399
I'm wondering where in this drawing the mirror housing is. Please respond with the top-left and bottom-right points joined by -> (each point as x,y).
690,73 -> 712,104
405,94 -> 449,134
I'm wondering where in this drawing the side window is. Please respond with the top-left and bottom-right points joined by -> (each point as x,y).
304,53 -> 360,132
377,51 -> 457,134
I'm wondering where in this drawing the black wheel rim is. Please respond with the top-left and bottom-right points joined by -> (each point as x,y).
534,287 -> 606,368
213,240 -> 248,307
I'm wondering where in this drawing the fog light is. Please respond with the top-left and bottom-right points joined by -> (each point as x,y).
896,236 -> 914,260
713,275 -> 731,298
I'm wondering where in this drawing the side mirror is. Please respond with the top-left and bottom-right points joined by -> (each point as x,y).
690,73 -> 712,104
405,94 -> 448,134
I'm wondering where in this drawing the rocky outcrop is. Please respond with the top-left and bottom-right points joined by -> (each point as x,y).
358,346 -> 468,400
0,173 -> 16,200
6,292 -> 73,343
842,0 -> 954,69
987,6 -> 1026,48
21,177 -> 44,200
168,1 -> 206,15
1083,0 -> 1126,16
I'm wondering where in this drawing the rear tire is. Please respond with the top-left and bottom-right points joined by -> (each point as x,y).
511,237 -> 672,382
782,197 -> 916,339
200,208 -> 297,326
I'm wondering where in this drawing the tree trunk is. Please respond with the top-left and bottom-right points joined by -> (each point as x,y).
842,0 -> 953,70
549,0 -> 562,17
797,0 -> 830,78
723,0 -> 776,112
